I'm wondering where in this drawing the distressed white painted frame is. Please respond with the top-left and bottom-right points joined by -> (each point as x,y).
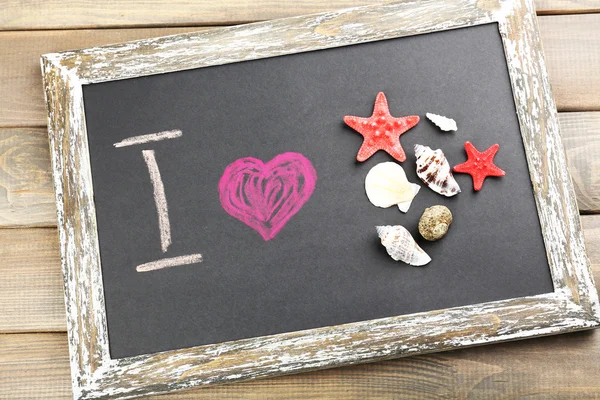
41,0 -> 600,399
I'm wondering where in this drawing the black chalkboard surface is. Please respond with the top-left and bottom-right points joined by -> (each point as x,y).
82,22 -> 553,359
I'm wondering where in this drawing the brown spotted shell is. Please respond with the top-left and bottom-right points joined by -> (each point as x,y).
414,144 -> 461,197
418,205 -> 453,241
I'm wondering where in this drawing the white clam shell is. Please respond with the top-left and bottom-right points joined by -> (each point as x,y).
365,162 -> 420,213
426,113 -> 457,131
376,225 -> 431,266
414,144 -> 461,197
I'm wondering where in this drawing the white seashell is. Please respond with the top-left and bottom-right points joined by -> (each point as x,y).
426,113 -> 457,131
397,184 -> 420,213
365,162 -> 420,213
376,225 -> 431,266
414,144 -> 461,197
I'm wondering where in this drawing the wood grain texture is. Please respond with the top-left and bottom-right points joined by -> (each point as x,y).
538,14 -> 600,112
583,214 -> 600,266
501,0 -> 597,321
37,0 -> 600,397
0,333 -> 71,399
561,112 -> 600,213
536,0 -> 600,14
0,0 -> 597,31
1,113 -> 598,229
0,15 -> 599,127
0,228 -> 64,332
0,127 -> 55,227
1,324 -> 600,399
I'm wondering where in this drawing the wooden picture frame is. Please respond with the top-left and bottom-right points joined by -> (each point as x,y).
41,0 -> 600,399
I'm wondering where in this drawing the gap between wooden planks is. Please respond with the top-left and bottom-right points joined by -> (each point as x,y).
0,15 -> 599,128
0,0 -> 598,31
1,112 -> 598,229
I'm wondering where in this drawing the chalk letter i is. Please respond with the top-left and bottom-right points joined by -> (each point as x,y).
113,130 -> 203,272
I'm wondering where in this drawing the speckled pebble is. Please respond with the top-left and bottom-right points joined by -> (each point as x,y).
418,205 -> 453,241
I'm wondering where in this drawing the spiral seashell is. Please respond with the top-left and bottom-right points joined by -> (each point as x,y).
365,162 -> 420,213
414,144 -> 461,197
376,225 -> 431,266
418,205 -> 453,241
426,113 -> 457,131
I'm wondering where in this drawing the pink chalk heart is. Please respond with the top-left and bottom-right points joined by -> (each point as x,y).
218,152 -> 317,241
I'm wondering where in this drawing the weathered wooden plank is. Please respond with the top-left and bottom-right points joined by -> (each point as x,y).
536,0 -> 600,14
1,214 -> 598,336
561,112 -> 600,213
0,334 -> 71,400
583,214 -> 600,266
538,15 -> 600,112
0,15 -> 598,128
0,127 -> 55,227
0,0 -> 596,31
1,112 -> 598,228
1,326 -> 600,399
0,228 -> 64,332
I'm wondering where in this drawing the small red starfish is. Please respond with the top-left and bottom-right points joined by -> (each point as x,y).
453,141 -> 505,191
344,92 -> 419,162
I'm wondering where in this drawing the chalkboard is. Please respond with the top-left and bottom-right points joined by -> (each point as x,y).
82,22 -> 553,359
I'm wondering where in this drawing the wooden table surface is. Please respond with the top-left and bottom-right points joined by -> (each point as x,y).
1,1 -> 600,398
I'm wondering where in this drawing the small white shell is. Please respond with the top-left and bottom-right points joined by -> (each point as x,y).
426,113 -> 457,132
415,144 -> 461,197
365,162 -> 420,213
376,225 -> 431,266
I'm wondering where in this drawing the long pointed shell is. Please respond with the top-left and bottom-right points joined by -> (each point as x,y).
415,144 -> 461,197
376,225 -> 431,266
426,113 -> 457,131
365,162 -> 420,213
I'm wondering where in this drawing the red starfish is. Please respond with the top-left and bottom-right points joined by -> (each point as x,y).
344,92 -> 419,162
453,141 -> 506,191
